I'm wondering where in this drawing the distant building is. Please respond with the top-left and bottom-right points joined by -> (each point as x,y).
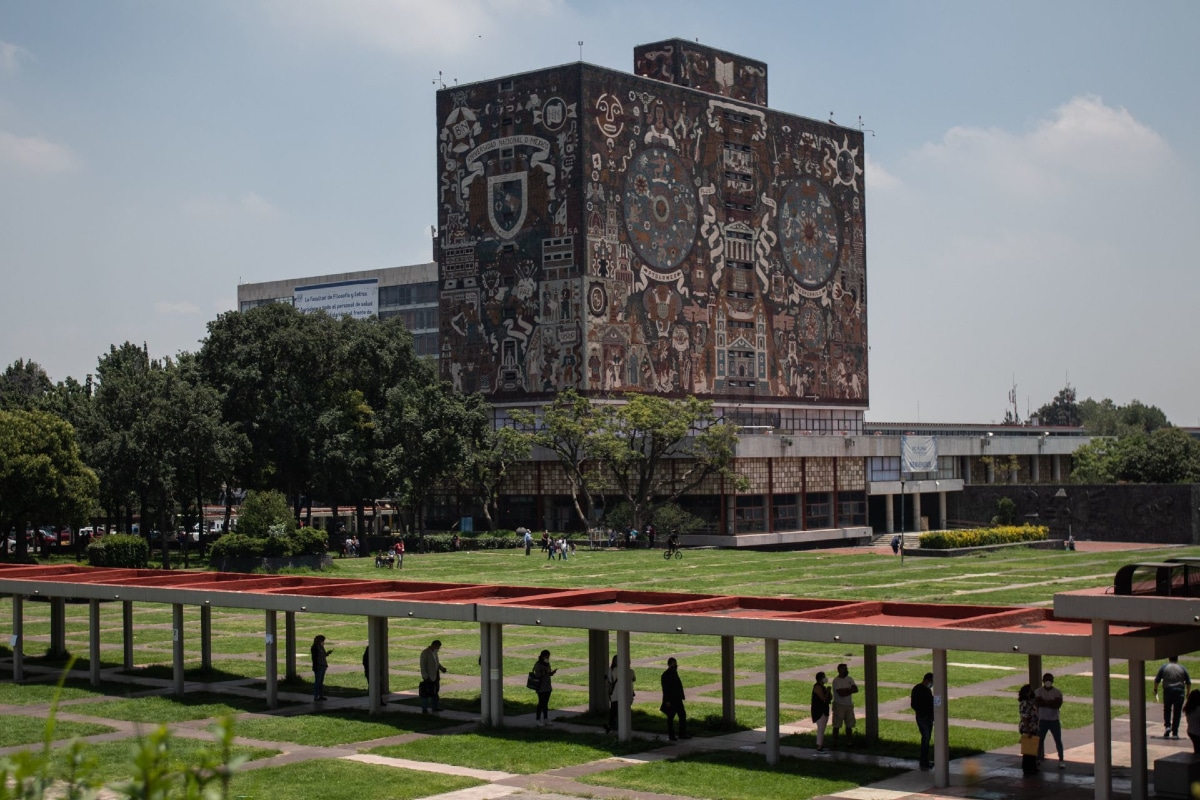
236,262 -> 440,358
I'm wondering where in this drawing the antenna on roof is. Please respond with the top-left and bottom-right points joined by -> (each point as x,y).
828,110 -> 836,124
433,70 -> 446,89
857,115 -> 875,137
577,40 -> 583,61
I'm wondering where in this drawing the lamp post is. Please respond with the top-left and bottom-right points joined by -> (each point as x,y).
899,474 -> 906,565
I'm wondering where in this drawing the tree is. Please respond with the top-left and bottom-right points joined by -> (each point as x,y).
462,424 -> 533,531
513,390 -> 601,530
0,409 -> 98,558
1069,438 -> 1119,484
1034,384 -> 1081,427
1115,428 -> 1200,484
235,490 -> 297,538
590,394 -> 742,530
0,359 -> 53,411
1079,397 -> 1169,437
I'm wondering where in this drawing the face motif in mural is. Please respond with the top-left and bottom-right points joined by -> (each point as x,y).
595,93 -> 625,140
643,284 -> 682,338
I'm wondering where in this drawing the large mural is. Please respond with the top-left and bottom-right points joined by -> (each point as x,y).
437,45 -> 868,407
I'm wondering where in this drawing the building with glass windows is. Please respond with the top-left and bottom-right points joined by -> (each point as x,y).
236,262 -> 440,359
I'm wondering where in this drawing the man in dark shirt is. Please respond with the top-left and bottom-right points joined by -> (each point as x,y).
910,672 -> 934,770
660,657 -> 690,741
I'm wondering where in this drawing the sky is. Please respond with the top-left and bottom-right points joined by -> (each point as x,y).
1,0 -> 1197,425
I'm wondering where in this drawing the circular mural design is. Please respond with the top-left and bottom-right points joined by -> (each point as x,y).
622,148 -> 698,271
587,282 -> 608,317
779,178 -> 840,289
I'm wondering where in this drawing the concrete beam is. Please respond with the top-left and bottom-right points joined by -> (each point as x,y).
88,599 -> 101,686
765,638 -> 779,765
933,649 -> 949,788
588,629 -> 609,714
10,594 -> 23,681
1093,620 -> 1112,800
172,603 -> 185,696
863,644 -> 878,744
265,610 -> 278,710
721,635 -> 736,725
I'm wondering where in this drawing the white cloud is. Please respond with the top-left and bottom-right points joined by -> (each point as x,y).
0,41 -> 31,75
184,191 -> 283,220
864,152 -> 900,192
155,301 -> 201,315
259,0 -> 565,57
0,130 -> 77,172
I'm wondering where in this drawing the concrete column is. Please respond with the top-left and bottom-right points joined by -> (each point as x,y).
884,494 -> 895,534
122,601 -> 134,670
1052,455 -> 1062,481
265,610 -> 278,710
617,630 -> 632,742
913,492 -> 923,532
172,603 -> 185,696
285,611 -> 297,681
1031,454 -> 1041,483
1093,620 -> 1112,800
11,594 -> 24,681
588,630 -> 610,714
961,456 -> 971,485
50,597 -> 66,659
764,638 -> 780,765
726,499 -> 735,536
366,615 -> 382,714
863,645 -> 878,744
1010,463 -> 1019,483
479,623 -> 492,726
721,635 -> 736,724
1129,659 -> 1147,800
488,623 -> 503,725
933,648 -> 949,789
938,492 -> 947,530
200,605 -> 212,672
88,599 -> 102,686
986,459 -> 995,484
1027,654 -> 1042,691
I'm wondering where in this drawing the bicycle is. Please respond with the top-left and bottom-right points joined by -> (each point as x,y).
663,544 -> 682,560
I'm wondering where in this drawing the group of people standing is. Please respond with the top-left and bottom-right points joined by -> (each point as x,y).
310,636 -> 447,712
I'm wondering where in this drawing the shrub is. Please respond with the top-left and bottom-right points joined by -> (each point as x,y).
235,490 -> 296,538
398,531 -> 520,553
919,524 -> 1048,550
212,527 -> 328,559
87,534 -> 149,568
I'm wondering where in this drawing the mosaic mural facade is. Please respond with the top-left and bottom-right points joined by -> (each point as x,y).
437,42 -> 868,410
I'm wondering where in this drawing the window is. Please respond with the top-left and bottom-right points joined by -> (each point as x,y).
804,492 -> 832,529
499,80 -> 513,92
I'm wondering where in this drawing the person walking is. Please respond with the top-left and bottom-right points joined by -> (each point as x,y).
522,528 -> 532,556
1155,656 -> 1192,738
1018,684 -> 1040,775
532,649 -> 557,725
605,654 -> 636,734
910,671 -> 934,770
811,671 -> 831,754
419,640 -> 448,713
311,635 -> 332,701
1034,672 -> 1065,768
393,538 -> 404,568
1185,690 -> 1200,754
830,663 -> 859,748
660,657 -> 689,740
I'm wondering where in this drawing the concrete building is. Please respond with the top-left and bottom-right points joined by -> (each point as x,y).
236,262 -> 440,358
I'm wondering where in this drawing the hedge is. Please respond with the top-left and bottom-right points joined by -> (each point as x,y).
395,530 -> 522,553
210,528 -> 328,559
919,524 -> 1049,550
87,533 -> 149,568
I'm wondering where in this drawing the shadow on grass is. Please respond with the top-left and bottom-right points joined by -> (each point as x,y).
562,706 -> 754,738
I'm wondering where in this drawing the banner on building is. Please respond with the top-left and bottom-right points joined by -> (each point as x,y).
901,435 -> 938,474
294,278 -> 378,319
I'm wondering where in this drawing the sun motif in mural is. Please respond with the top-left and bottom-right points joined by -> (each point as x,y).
622,148 -> 698,271
826,135 -> 863,192
778,178 -> 840,290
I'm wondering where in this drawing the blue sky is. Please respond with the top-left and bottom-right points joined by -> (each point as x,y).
1,0 -> 1197,425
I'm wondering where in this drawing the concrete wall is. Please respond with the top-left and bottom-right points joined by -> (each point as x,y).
949,483 -> 1200,545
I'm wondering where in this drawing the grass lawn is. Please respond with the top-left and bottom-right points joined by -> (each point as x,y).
234,708 -> 459,746
395,688 -> 591,716
46,736 -> 278,785
781,717 -> 1016,760
0,715 -> 115,747
367,726 -> 651,773
947,692 -> 1099,729
0,678 -> 149,706
76,692 -> 293,723
228,758 -> 482,800
580,749 -> 906,800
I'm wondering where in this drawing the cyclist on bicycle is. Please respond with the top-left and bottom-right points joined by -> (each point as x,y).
666,529 -> 680,553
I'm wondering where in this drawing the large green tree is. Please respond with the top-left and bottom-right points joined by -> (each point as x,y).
0,409 -> 98,558
513,389 -> 601,530
461,423 -> 533,531
1034,384 -> 1082,427
0,359 -> 53,411
590,394 -> 742,530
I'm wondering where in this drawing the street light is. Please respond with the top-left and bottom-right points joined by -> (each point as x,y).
899,473 -> 907,565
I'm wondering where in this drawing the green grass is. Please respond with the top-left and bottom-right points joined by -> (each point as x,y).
395,689 -> 591,716
0,715 -> 115,747
234,708 -> 459,746
227,758 -> 482,800
47,736 -> 278,785
580,749 -> 906,800
368,726 -> 651,773
0,679 -> 150,705
781,717 -> 1016,760
76,692 -> 292,723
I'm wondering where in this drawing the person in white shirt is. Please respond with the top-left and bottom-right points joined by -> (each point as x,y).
830,662 -> 858,747
1034,672 -> 1065,767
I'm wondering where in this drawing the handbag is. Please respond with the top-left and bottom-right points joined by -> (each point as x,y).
526,670 -> 540,691
418,679 -> 435,698
1019,733 -> 1040,756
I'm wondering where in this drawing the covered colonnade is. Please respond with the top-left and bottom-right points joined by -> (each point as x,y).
1,562 -> 1195,799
